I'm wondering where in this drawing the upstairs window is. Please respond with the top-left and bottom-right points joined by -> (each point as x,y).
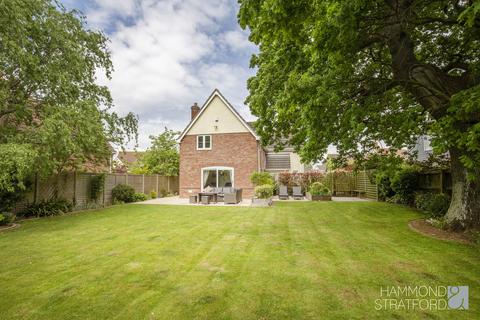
197,135 -> 212,150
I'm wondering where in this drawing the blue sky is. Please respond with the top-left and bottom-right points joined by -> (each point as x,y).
60,0 -> 257,149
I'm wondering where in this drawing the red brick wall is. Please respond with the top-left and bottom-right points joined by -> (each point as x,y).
179,133 -> 259,198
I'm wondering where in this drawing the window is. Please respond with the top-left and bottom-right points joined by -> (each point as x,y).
197,135 -> 211,150
201,167 -> 234,190
266,152 -> 291,170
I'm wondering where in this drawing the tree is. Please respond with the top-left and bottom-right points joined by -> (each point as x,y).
130,128 -> 180,176
0,0 -> 138,194
238,0 -> 480,229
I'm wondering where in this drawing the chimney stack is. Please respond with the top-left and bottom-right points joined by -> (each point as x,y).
191,102 -> 200,120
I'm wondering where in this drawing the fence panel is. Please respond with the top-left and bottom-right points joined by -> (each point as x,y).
157,176 -> 169,195
14,172 -> 179,212
354,171 -> 378,200
144,175 -> 157,196
168,176 -> 179,194
75,173 -> 91,208
127,174 -> 144,193
104,174 -> 117,205
333,172 -> 354,195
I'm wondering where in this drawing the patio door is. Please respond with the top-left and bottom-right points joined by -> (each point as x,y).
201,167 -> 234,190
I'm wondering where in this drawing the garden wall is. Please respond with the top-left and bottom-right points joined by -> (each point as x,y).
15,172 -> 179,211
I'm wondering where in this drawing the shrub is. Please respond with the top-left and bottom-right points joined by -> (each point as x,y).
112,199 -> 125,205
112,184 -> 135,203
390,167 -> 418,205
309,182 -> 331,196
386,194 -> 410,205
90,174 -> 105,202
276,172 -> 325,193
0,212 -> 15,226
132,193 -> 148,202
250,171 -> 274,186
278,172 -> 294,188
254,184 -> 274,199
160,189 -> 168,197
415,192 -> 450,218
21,198 -> 73,217
150,190 -> 158,199
0,213 -> 15,226
375,172 -> 394,201
0,189 -> 27,213
428,218 -> 449,230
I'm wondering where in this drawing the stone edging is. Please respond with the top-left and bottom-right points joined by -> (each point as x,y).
0,223 -> 21,232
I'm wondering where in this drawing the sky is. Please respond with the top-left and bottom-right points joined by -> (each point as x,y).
60,0 -> 258,150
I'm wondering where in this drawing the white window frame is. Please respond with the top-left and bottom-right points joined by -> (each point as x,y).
197,135 -> 212,150
201,166 -> 234,191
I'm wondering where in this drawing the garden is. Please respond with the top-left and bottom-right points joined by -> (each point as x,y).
0,202 -> 478,319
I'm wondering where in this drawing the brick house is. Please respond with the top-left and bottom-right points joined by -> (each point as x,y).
178,89 -> 307,198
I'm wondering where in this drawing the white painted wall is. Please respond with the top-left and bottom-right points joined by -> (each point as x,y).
187,96 -> 249,135
290,152 -> 305,173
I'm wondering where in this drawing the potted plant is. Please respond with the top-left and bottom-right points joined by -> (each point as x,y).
307,182 -> 332,201
252,184 -> 274,207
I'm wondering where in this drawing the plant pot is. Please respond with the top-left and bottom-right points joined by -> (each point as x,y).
251,197 -> 273,207
306,192 -> 332,201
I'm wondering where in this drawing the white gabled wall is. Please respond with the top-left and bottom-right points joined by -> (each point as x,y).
187,96 -> 249,135
290,152 -> 305,172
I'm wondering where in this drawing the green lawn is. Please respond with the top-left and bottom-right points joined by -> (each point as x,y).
0,202 -> 478,319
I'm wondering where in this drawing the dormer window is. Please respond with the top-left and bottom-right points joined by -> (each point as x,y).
197,135 -> 212,150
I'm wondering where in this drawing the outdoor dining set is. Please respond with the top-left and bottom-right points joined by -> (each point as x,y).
189,187 -> 243,205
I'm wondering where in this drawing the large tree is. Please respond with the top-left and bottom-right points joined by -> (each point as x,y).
238,0 -> 480,228
0,0 -> 137,197
130,128 -> 180,176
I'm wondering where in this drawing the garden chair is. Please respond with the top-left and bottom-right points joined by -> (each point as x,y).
201,195 -> 211,205
292,186 -> 303,200
279,185 -> 289,200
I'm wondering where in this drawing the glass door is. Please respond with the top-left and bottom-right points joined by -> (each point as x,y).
201,167 -> 234,190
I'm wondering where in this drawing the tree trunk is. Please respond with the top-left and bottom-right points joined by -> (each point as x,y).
444,148 -> 480,229
385,23 -> 480,230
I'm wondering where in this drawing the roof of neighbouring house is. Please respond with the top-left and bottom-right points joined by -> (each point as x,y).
117,150 -> 145,166
178,89 -> 259,141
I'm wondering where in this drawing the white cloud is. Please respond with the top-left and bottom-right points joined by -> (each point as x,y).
77,0 -> 257,149
221,30 -> 254,52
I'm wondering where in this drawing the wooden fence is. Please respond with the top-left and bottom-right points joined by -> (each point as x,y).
327,170 -> 453,200
278,171 -> 379,200
16,172 -> 179,211
417,170 -> 452,194
325,171 -> 378,200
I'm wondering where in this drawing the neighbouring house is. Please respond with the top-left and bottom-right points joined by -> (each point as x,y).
113,150 -> 145,173
409,135 -> 434,162
178,89 -> 307,198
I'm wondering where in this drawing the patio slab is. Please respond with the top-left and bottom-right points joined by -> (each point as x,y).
136,195 -> 372,206
272,196 -> 371,202
135,196 -> 251,206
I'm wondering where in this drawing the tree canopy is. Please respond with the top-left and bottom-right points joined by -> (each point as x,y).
238,0 -> 480,227
130,128 -> 180,176
0,0 -> 138,197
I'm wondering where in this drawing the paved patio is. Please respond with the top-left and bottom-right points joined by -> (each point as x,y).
136,195 -> 372,206
136,196 -> 251,206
